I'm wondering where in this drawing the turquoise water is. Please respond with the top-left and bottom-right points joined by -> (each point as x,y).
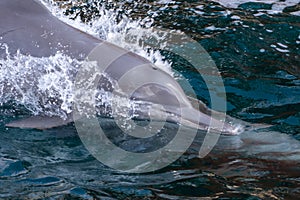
0,0 -> 299,199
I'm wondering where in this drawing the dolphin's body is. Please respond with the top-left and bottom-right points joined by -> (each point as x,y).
0,0 -> 242,134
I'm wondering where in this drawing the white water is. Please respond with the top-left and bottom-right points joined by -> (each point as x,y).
0,48 -> 80,118
0,46 -> 145,125
40,0 -> 173,74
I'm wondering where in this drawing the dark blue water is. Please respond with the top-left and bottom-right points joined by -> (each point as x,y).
0,0 -> 299,199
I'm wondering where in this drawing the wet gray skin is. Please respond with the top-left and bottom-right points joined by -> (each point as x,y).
0,0 -> 100,58
1,0 -> 241,134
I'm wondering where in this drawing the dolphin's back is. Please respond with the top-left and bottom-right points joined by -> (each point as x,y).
0,0 -> 101,59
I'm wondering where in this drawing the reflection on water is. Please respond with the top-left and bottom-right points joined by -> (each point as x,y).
0,0 -> 299,199
1,120 -> 299,199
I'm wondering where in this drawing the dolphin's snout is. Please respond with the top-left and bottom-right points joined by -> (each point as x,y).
134,101 -> 244,135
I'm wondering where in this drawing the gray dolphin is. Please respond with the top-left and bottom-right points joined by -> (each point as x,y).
1,0 -> 244,134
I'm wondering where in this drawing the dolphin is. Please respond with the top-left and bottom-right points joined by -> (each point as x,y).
0,0 -> 244,134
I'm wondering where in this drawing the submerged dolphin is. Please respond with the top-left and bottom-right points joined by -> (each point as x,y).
0,0 -> 244,134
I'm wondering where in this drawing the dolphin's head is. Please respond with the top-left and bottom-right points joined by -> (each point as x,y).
111,62 -> 242,135
78,42 -> 244,135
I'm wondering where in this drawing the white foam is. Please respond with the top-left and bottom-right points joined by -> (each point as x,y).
0,47 -> 80,118
39,0 -> 173,75
0,47 -> 146,120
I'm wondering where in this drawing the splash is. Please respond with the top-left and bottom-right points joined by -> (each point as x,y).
40,0 -> 173,75
0,44 -> 79,118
